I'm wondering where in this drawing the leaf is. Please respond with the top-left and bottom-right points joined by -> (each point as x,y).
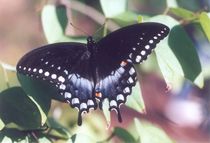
0,128 -> 27,143
113,127 -> 137,143
112,11 -> 138,26
17,74 -> 55,125
0,87 -> 42,130
199,12 -> 210,41
134,119 -> 175,143
0,64 -> 7,92
169,8 -> 196,20
166,0 -> 178,7
0,62 -> 19,92
47,118 -> 71,140
100,0 -> 127,18
0,119 -> 5,130
149,15 -> 203,88
102,99 -> 111,126
126,82 -> 145,113
41,5 -> 85,43
168,25 -> 203,86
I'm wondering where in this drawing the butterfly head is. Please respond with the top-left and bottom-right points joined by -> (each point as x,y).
87,36 -> 96,51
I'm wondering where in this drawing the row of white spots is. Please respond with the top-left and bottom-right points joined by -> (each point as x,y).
130,28 -> 167,63
18,66 -> 67,85
110,94 -> 125,107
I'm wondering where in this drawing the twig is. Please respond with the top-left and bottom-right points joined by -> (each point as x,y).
60,0 -> 121,32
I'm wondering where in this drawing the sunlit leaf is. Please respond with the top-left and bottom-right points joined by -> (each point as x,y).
100,0 -> 127,18
126,82 -> 145,113
149,15 -> 203,88
0,64 -> 7,92
0,119 -> 5,130
112,11 -> 138,26
0,62 -> 19,92
0,87 -> 42,130
41,5 -> 85,43
47,118 -> 71,140
134,118 -> 175,143
102,99 -> 111,126
199,12 -> 210,41
166,0 -> 178,7
169,8 -> 196,20
113,127 -> 137,143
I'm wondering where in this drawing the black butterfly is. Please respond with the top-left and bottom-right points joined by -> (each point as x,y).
17,22 -> 170,125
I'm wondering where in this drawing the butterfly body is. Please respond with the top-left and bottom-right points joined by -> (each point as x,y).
17,22 -> 170,125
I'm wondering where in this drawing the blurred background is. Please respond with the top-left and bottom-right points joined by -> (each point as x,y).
0,0 -> 210,143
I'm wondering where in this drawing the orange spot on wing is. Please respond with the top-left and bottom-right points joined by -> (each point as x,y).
120,61 -> 127,66
95,92 -> 102,98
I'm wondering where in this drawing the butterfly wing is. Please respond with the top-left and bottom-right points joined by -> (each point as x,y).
97,22 -> 170,64
95,22 -> 169,121
17,43 -> 97,125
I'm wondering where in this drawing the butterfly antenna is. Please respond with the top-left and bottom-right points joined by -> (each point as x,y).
69,22 -> 90,36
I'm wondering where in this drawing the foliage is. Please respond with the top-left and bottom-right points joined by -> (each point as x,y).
0,0 -> 210,142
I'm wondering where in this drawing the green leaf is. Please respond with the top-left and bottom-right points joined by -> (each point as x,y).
17,74 -> 54,125
112,11 -> 138,26
0,119 -> 5,130
149,15 -> 203,88
126,82 -> 145,113
113,127 -> 137,143
0,128 -> 27,143
0,87 -> 42,130
102,99 -> 111,126
47,118 -> 71,140
100,0 -> 127,18
199,12 -> 210,41
0,64 -> 7,92
166,0 -> 178,7
169,8 -> 196,20
168,25 -> 203,87
134,119 -> 175,143
0,62 -> 19,91
41,5 -> 85,43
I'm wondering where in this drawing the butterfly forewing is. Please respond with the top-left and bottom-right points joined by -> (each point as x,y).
17,43 -> 97,125
97,22 -> 170,64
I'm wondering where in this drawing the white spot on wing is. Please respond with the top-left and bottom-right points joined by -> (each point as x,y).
129,67 -> 135,75
117,94 -> 124,101
110,100 -> 117,107
145,45 -> 150,49
149,40 -> 153,44
87,100 -> 94,106
44,71 -> 50,76
72,98 -> 79,104
141,50 -> 146,56
64,92 -> 71,98
33,68 -> 37,72
80,103 -> 87,109
59,84 -> 66,90
39,69 -> 43,74
51,74 -> 57,79
123,87 -> 130,93
58,76 -> 65,83
135,55 -> 141,62
127,77 -> 134,83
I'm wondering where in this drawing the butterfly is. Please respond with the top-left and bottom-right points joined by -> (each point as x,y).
17,22 -> 170,125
